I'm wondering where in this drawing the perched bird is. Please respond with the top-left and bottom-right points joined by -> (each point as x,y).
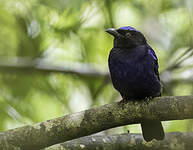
106,26 -> 165,142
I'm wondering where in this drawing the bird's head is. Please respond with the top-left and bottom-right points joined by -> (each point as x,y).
106,26 -> 146,48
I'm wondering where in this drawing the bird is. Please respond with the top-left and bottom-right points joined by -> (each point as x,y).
106,26 -> 165,142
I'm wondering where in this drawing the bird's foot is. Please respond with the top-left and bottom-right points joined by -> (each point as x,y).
120,98 -> 128,103
144,97 -> 153,104
118,98 -> 128,109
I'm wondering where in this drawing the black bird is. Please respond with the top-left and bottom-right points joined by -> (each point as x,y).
106,26 -> 165,142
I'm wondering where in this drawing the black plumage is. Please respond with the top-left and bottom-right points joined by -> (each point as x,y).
106,26 -> 165,142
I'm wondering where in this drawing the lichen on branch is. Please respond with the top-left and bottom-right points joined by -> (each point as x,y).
0,96 -> 193,150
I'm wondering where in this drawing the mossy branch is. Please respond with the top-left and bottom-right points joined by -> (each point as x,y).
0,96 -> 193,150
44,132 -> 193,150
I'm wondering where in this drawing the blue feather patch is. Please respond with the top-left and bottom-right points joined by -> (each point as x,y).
119,26 -> 137,31
148,48 -> 157,60
148,48 -> 159,69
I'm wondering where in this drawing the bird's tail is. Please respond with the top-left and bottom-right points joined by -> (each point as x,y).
141,120 -> 165,142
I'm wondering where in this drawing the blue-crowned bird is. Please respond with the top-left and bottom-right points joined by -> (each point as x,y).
106,26 -> 164,142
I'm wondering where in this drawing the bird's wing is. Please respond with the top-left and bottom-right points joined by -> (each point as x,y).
147,45 -> 160,81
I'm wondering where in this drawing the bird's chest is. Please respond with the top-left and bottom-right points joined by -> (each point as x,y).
109,49 -> 151,79
108,48 -> 154,90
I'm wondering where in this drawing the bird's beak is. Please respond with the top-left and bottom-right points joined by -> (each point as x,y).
106,28 -> 120,37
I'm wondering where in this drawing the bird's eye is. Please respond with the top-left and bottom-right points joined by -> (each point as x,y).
125,32 -> 132,38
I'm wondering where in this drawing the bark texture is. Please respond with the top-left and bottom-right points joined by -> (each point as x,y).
44,132 -> 193,150
0,96 -> 193,150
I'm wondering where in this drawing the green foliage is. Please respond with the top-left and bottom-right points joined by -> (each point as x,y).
0,0 -> 193,134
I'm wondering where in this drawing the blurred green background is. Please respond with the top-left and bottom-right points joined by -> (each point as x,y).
0,0 -> 193,134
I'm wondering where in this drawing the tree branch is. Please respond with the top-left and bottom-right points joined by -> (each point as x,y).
44,132 -> 193,150
0,96 -> 193,150
0,57 -> 108,77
